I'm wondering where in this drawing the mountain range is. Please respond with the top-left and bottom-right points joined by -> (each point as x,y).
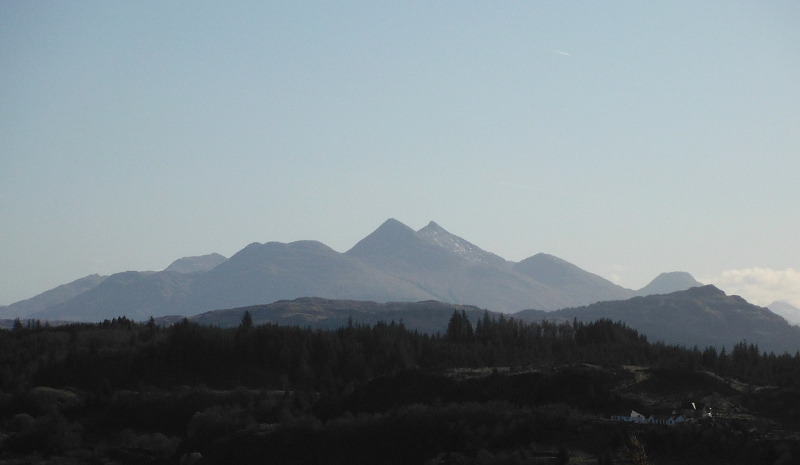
1,219 -> 703,322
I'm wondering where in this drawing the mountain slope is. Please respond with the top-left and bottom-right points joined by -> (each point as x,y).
184,239 -> 438,314
32,271 -> 196,322
164,253 -> 227,274
346,219 -> 571,311
513,253 -> 636,306
346,219 -> 463,275
0,274 -> 108,319
637,271 -> 702,296
517,285 -> 800,354
26,252 -> 227,321
416,221 -> 507,268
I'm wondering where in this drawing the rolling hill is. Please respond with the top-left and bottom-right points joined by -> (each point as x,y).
517,285 -> 800,354
175,297 -> 493,334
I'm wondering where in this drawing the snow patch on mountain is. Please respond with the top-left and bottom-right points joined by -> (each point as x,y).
416,221 -> 506,267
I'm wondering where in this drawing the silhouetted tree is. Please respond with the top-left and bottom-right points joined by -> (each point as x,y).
240,311 -> 254,330
445,310 -> 473,343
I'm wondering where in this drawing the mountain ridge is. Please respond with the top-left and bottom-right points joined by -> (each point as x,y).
6,219 -> 707,321
0,274 -> 109,319
164,253 -> 227,274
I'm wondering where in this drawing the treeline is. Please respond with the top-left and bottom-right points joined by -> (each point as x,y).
4,313 -> 800,464
3,311 -> 800,395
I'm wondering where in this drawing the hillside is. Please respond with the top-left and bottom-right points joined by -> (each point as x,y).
513,253 -> 636,304
5,315 -> 800,464
32,270 -> 197,322
0,274 -> 108,319
183,240 -> 439,314
517,285 -> 800,354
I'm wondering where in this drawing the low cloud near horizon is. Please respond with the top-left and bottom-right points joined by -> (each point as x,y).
704,268 -> 800,309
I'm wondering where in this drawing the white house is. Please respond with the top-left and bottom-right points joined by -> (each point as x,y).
610,410 -> 648,424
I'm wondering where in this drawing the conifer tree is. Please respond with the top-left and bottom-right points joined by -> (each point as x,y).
240,311 -> 254,330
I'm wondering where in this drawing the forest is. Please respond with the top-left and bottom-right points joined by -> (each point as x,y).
2,311 -> 800,464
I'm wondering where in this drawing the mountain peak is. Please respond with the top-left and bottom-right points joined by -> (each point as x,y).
380,218 -> 415,232
423,220 -> 444,231
345,219 -> 418,257
638,271 -> 702,296
682,284 -> 725,298
514,253 -> 588,281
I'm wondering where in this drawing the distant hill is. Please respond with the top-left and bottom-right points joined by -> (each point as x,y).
164,253 -> 227,274
637,271 -> 702,296
172,297 -> 495,333
170,286 -> 800,354
517,285 -> 800,354
768,301 -> 800,326
0,274 -> 108,319
513,253 -> 636,305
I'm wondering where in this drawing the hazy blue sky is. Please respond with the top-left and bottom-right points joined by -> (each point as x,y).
2,2 -> 799,308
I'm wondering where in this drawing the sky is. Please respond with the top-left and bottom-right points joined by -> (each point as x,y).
2,2 -> 799,309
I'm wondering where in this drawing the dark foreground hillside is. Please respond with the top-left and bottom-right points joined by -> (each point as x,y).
3,314 -> 800,464
518,285 -> 800,354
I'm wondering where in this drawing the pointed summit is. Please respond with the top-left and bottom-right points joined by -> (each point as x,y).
421,220 -> 444,231
346,218 -> 470,278
347,219 -> 569,310
345,218 -> 418,257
